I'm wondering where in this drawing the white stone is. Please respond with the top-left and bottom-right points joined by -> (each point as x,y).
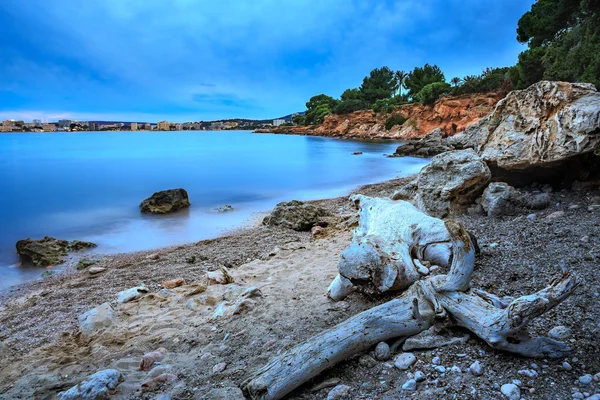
500,383 -> 520,400
78,303 -> 115,335
401,379 -> 417,391
548,325 -> 572,340
394,353 -> 417,370
434,366 -> 446,373
327,384 -> 351,400
518,369 -> 538,378
469,361 -> 484,376
116,285 -> 148,303
414,370 -> 426,382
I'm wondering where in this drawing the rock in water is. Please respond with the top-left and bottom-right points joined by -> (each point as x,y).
481,182 -> 521,217
450,81 -> 600,185
16,236 -> 96,267
58,369 -> 123,399
262,200 -> 332,231
392,128 -> 454,158
140,188 -> 190,214
413,149 -> 491,217
78,303 -> 115,335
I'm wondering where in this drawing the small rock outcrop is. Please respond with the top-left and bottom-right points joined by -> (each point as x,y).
391,128 -> 454,158
411,149 -> 491,217
481,182 -> 522,217
58,369 -> 123,400
263,200 -> 332,231
140,189 -> 190,214
16,236 -> 96,267
450,81 -> 600,184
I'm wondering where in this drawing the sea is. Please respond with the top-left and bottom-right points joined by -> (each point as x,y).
0,130 -> 429,290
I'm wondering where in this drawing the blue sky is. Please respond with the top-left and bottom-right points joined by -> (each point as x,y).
0,0 -> 534,122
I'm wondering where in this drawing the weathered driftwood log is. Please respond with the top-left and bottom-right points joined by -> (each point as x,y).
242,197 -> 579,400
328,195 -> 453,300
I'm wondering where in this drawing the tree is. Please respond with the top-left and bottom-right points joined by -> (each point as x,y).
451,77 -> 462,87
292,114 -> 306,125
334,99 -> 368,114
340,88 -> 361,101
305,94 -> 339,125
404,64 -> 446,98
415,81 -> 452,106
358,66 -> 399,105
395,70 -> 407,96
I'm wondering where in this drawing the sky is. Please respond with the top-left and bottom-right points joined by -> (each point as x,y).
0,0 -> 535,122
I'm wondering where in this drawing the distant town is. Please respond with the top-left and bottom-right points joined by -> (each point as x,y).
0,115 -> 299,133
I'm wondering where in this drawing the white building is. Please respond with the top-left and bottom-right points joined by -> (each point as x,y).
130,122 -> 138,131
273,119 -> 286,127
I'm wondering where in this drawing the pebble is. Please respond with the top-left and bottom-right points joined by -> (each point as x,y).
527,213 -> 537,221
563,362 -> 573,371
434,366 -> 446,373
547,211 -> 565,219
469,361 -> 484,376
512,379 -> 522,386
394,353 -> 417,370
587,394 -> 600,400
594,373 -> 600,381
88,267 -> 106,274
212,362 -> 227,374
327,384 -> 351,400
401,379 -> 417,391
518,369 -> 538,378
358,355 -> 377,368
500,383 -> 521,400
414,370 -> 426,382
450,365 -> 462,374
374,342 -> 391,361
432,356 -> 441,365
573,392 -> 584,399
579,374 -> 593,385
549,325 -> 572,340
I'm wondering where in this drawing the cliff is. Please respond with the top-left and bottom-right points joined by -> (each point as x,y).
271,92 -> 503,139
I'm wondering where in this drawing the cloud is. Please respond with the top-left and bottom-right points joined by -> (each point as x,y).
0,0 -> 535,121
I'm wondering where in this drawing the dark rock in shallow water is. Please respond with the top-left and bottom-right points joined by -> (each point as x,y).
391,128 -> 454,158
16,236 -> 96,267
263,200 -> 332,231
140,188 -> 190,214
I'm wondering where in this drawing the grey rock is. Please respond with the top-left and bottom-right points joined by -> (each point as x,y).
58,369 -> 123,400
432,356 -> 441,365
204,386 -> 245,400
140,188 -> 190,214
518,369 -> 538,378
78,303 -> 115,335
414,370 -> 426,382
326,384 -> 351,400
358,355 -> 377,368
16,236 -> 96,267
434,366 -> 446,373
401,379 -> 417,391
391,180 -> 418,201
562,361 -> 572,371
392,128 -> 454,158
549,325 -> 572,340
394,353 -> 417,370
527,213 -> 537,221
117,285 -> 148,303
469,361 -> 484,376
523,192 -> 551,210
500,383 -> 520,400
263,200 -> 332,231
579,374 -> 593,385
374,342 -> 391,361
481,182 -> 521,216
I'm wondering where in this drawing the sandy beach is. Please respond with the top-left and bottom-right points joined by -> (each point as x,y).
0,175 -> 599,399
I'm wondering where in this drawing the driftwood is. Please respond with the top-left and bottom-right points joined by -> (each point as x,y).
241,196 -> 579,400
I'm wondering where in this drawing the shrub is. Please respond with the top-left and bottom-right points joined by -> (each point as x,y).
333,99 -> 368,114
385,114 -> 407,130
372,98 -> 397,114
415,82 -> 452,106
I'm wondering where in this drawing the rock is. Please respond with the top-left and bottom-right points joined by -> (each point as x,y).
77,259 -> 97,270
481,182 -> 521,216
58,369 -> 123,400
147,364 -> 172,378
211,287 -> 262,319
88,267 -> 106,275
311,226 -> 325,237
412,149 -> 491,217
450,81 -> 600,185
140,348 -> 167,371
141,373 -> 177,392
522,192 -> 551,210
450,365 -> 462,374
374,342 -> 391,361
434,366 -> 446,373
140,188 -> 190,214
394,353 -> 417,370
204,386 -> 245,399
414,370 -> 426,382
518,369 -> 538,378
579,374 -> 593,385
16,236 -> 96,267
547,211 -> 565,219
327,384 -> 351,400
117,285 -> 148,303
352,151 -> 363,155
548,325 -> 572,340
527,213 -> 537,221
216,204 -> 234,212
161,278 -> 186,289
391,179 -> 418,201
207,267 -> 234,285
562,362 -> 572,371
432,356 -> 441,365
212,362 -> 227,374
500,383 -> 521,400
392,128 -> 454,158
222,285 -> 247,301
311,378 -> 341,393
78,303 -> 115,335
469,361 -> 484,376
358,355 -> 377,368
263,200 -> 332,231
401,379 -> 417,391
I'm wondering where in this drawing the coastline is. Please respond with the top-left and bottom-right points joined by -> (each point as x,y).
1,175 -> 599,399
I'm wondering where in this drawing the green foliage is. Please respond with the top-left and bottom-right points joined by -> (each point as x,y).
359,66 -> 400,105
452,67 -> 512,95
514,0 -> 600,89
333,99 -> 368,114
415,82 -> 452,106
372,98 -> 396,113
292,114 -> 306,125
404,64 -> 445,98
340,88 -> 361,101
384,114 -> 407,130
305,94 -> 339,125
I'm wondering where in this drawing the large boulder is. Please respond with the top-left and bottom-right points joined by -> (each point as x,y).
263,200 -> 332,231
449,81 -> 600,184
140,188 -> 190,214
391,128 -> 454,158
481,182 -> 521,217
16,236 -> 96,267
58,369 -> 123,400
413,149 -> 491,218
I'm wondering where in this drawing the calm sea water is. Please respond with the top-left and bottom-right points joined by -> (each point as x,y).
0,130 -> 428,290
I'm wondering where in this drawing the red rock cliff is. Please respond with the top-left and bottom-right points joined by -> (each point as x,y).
272,92 -> 503,139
